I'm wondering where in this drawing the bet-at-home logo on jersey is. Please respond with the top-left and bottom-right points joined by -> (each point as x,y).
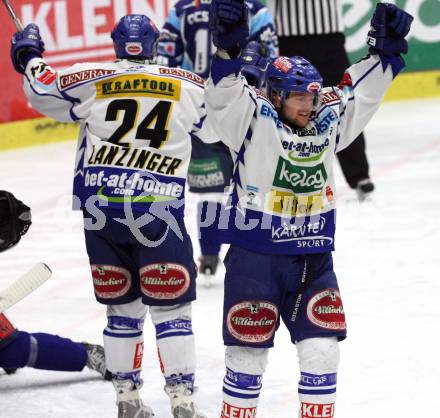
273,158 -> 328,194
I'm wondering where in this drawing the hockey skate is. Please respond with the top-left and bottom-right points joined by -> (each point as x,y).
165,383 -> 207,418
199,255 -> 220,288
82,342 -> 111,380
356,178 -> 375,202
118,399 -> 154,418
114,379 -> 155,418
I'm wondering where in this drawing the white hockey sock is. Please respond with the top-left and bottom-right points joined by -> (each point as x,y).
297,337 -> 340,418
150,303 -> 196,389
103,299 -> 148,386
221,346 -> 269,418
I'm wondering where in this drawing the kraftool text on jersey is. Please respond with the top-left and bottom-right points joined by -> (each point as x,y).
101,78 -> 176,95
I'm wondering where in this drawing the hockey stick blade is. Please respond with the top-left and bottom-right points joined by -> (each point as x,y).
1,0 -> 24,31
0,263 -> 52,313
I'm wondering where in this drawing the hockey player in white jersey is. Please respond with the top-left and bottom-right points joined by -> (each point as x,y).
10,14 -> 211,418
206,1 -> 413,417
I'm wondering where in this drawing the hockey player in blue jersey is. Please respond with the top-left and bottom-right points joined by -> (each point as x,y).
10,14 -> 212,418
205,1 -> 413,417
0,190 -> 107,379
157,0 -> 278,279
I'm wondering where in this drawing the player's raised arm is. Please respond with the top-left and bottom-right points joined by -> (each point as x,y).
10,24 -> 95,123
205,0 -> 258,152
336,2 -> 413,152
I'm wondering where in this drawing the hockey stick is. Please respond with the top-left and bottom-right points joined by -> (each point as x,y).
0,263 -> 52,314
1,0 -> 24,32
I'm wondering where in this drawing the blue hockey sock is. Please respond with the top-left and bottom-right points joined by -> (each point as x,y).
197,200 -> 222,255
165,372 -> 195,392
0,331 -> 88,371
222,367 -> 262,415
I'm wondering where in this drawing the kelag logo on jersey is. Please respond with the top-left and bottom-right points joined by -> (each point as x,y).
273,158 -> 328,194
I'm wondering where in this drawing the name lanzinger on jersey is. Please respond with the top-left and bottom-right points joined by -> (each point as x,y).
87,144 -> 182,175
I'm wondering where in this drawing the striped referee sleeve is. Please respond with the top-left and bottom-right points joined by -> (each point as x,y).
268,0 -> 344,36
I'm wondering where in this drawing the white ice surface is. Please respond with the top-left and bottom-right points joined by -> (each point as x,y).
0,98 -> 440,417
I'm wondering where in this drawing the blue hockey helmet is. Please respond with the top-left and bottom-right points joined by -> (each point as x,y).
266,56 -> 323,106
111,14 -> 159,60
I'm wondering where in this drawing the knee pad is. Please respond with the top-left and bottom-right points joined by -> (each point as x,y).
297,337 -> 340,374
104,299 -> 148,375
225,346 -> 269,375
150,303 -> 195,379
297,337 -> 339,408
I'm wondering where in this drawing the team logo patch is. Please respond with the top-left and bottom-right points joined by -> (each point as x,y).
306,289 -> 346,330
125,42 -> 143,55
307,82 -> 321,93
227,301 -> 278,343
140,263 -> 190,299
338,72 -> 353,89
273,57 -> 293,73
37,69 -> 56,86
301,402 -> 335,418
222,402 -> 257,418
326,186 -> 334,202
91,265 -> 131,299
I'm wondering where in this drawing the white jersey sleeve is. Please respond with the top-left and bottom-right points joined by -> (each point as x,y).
334,54 -> 394,152
23,59 -> 104,123
205,70 -> 257,152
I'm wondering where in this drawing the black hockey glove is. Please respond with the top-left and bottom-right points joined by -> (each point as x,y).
210,0 -> 249,58
0,191 -> 32,252
240,41 -> 271,88
11,23 -> 45,74
367,3 -> 413,56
